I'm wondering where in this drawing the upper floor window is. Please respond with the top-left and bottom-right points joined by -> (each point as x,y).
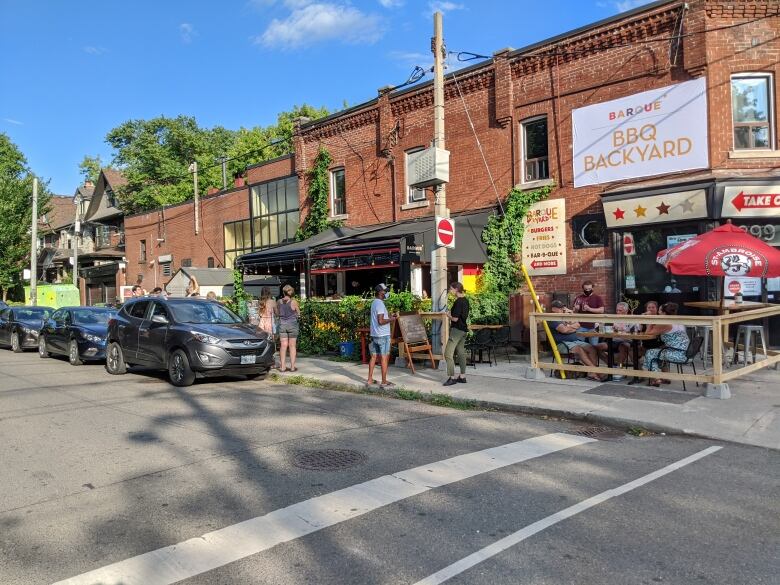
330,168 -> 347,217
405,148 -> 427,203
521,116 -> 549,182
139,239 -> 147,263
731,73 -> 774,150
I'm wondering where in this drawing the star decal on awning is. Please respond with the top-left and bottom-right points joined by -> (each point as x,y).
656,202 -> 670,215
634,205 -> 647,217
613,207 -> 625,220
680,198 -> 695,213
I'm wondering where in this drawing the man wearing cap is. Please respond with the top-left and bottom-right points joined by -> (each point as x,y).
367,283 -> 396,388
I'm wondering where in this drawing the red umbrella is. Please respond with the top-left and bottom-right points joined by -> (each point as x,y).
657,222 -> 780,278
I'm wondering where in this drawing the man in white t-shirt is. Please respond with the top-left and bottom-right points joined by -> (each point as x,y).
367,283 -> 396,388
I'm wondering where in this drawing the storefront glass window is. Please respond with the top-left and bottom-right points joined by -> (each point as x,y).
249,176 -> 300,251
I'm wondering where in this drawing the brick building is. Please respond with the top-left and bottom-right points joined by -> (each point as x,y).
125,0 -> 780,317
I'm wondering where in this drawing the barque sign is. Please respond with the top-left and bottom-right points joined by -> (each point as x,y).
572,78 -> 709,187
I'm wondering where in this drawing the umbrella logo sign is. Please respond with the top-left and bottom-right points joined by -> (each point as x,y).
706,246 -> 768,277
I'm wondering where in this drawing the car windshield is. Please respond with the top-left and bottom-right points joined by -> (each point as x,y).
170,301 -> 242,324
15,308 -> 50,320
73,309 -> 115,326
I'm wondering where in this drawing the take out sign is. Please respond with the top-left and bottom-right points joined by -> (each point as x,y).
722,184 -> 780,218
572,78 -> 709,187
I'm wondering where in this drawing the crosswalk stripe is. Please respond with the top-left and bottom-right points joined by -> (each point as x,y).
412,445 -> 723,585
52,432 -> 595,585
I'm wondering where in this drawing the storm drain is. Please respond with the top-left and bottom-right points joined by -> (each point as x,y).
574,426 -> 626,441
291,449 -> 368,471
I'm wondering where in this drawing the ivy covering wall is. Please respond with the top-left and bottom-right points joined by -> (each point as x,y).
480,183 -> 554,293
296,146 -> 342,241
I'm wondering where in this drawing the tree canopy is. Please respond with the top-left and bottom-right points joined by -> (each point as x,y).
0,133 -> 51,300
103,104 -> 329,213
78,155 -> 103,185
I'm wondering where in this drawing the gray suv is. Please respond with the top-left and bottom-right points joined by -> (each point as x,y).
105,298 -> 273,386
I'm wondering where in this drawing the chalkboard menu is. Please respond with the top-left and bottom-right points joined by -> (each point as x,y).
397,312 -> 429,345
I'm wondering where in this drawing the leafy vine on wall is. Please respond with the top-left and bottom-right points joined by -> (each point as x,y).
480,183 -> 555,293
296,146 -> 343,241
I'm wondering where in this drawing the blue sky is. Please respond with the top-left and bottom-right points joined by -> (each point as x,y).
0,0 -> 649,194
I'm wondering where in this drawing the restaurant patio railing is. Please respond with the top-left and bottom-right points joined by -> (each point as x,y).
528,306 -> 780,389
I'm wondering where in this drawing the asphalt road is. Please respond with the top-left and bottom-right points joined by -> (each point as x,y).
0,348 -> 777,585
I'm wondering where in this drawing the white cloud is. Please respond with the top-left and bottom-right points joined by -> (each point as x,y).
179,23 -> 197,43
82,46 -> 107,55
2,118 -> 23,126
257,3 -> 383,49
427,1 -> 464,14
388,50 -> 431,68
614,0 -> 646,12
378,0 -> 404,7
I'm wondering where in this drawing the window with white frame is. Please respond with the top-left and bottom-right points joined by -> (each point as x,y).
405,148 -> 427,203
330,168 -> 347,216
521,116 -> 549,182
731,73 -> 774,150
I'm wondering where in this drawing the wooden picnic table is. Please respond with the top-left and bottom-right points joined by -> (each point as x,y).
468,324 -> 506,330
577,330 -> 657,383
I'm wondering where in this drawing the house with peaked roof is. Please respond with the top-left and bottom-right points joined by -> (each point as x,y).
79,169 -> 129,305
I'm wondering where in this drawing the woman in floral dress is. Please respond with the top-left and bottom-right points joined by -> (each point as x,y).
643,302 -> 690,387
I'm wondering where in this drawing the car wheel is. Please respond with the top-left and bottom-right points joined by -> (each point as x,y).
11,332 -> 22,353
105,342 -> 127,375
169,349 -> 196,387
38,336 -> 50,358
69,339 -> 83,366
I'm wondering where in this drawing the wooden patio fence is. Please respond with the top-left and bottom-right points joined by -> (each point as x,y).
529,306 -> 780,386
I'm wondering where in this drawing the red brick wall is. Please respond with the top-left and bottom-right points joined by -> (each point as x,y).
246,155 -> 295,184
290,1 -> 779,307
124,186 -> 249,288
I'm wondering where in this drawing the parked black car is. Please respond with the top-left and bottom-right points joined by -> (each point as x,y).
0,306 -> 53,352
105,297 -> 274,386
39,306 -> 117,365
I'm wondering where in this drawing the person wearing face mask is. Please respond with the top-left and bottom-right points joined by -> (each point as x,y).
572,280 -> 604,346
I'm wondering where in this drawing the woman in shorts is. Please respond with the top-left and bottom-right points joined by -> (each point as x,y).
277,284 -> 300,372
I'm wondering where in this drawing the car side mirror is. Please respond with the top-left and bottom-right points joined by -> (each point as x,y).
151,314 -> 169,325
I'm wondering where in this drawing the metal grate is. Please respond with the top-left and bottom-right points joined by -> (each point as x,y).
291,449 -> 368,471
574,426 -> 626,441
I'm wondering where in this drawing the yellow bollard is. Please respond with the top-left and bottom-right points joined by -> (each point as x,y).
520,264 -> 566,379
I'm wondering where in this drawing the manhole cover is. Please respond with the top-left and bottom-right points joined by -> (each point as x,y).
574,426 -> 625,441
291,449 -> 368,471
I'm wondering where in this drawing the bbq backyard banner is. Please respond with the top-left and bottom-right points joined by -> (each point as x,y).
572,78 -> 709,187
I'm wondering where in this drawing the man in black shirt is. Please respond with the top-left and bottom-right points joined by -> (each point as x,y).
444,282 -> 470,386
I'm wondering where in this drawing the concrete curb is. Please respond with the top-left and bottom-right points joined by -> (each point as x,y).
271,372 -> 699,440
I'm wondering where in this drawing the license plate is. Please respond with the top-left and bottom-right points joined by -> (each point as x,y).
240,354 -> 256,365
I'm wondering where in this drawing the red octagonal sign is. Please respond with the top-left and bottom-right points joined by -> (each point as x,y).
436,217 -> 455,248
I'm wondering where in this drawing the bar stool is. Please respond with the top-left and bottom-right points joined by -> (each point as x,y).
730,324 -> 768,367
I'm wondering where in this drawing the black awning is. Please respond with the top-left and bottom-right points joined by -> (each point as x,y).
235,225 -> 373,267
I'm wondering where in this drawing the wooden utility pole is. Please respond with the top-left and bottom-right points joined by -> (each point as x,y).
190,161 -> 200,235
30,177 -> 38,306
431,11 -> 448,316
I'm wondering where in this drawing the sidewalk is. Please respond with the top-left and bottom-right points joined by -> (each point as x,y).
276,356 -> 779,450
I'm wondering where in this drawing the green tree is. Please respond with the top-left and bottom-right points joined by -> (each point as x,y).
0,133 -> 51,300
78,155 -> 103,185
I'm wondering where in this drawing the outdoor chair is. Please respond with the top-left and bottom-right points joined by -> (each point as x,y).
467,328 -> 495,367
489,326 -> 512,363
658,335 -> 704,392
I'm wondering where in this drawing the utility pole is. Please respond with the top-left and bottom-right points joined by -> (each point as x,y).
431,11 -> 448,316
217,156 -> 228,190
190,161 -> 200,235
30,178 -> 38,306
73,194 -> 82,286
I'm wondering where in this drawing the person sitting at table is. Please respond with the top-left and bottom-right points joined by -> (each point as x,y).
549,301 -> 605,381
643,302 -> 690,387
610,301 -> 640,367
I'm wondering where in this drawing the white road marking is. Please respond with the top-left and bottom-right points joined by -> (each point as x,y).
413,445 -> 723,585
53,432 -> 594,585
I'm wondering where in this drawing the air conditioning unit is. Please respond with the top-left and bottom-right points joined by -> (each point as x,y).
407,147 -> 450,189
